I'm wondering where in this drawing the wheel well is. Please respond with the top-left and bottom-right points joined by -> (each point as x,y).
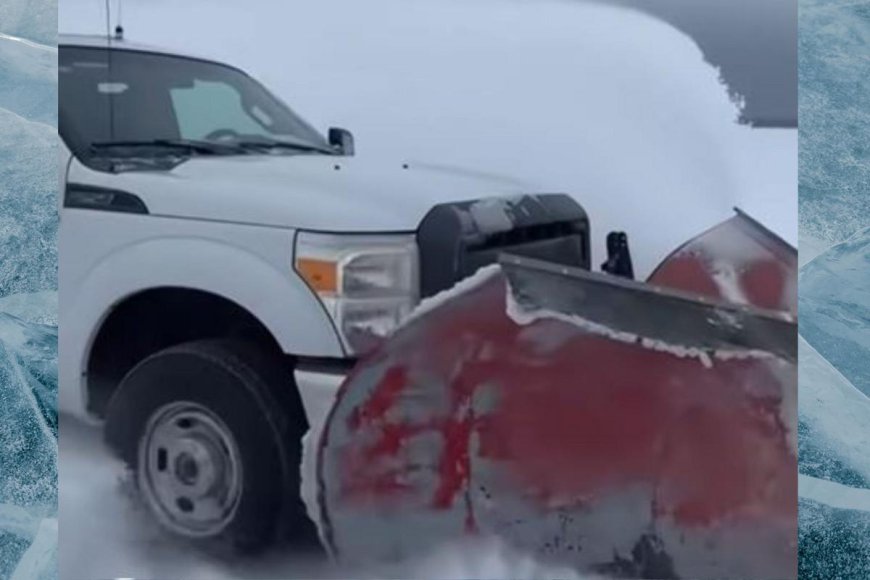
87,287 -> 289,417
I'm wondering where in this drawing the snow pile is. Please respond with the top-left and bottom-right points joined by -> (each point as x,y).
59,0 -> 795,279
402,263 -> 502,328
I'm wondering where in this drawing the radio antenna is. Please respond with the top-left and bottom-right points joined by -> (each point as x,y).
104,0 -> 117,152
115,0 -> 124,40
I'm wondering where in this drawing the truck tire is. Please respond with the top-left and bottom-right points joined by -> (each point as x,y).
104,339 -> 316,553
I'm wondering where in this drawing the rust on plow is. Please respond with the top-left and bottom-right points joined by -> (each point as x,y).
317,212 -> 797,579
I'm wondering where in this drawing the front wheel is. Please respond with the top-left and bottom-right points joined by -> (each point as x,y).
104,339 -> 315,552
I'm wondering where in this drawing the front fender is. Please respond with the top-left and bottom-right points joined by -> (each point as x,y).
59,231 -> 343,416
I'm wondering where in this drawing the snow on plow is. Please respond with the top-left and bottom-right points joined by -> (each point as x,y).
317,212 -> 797,579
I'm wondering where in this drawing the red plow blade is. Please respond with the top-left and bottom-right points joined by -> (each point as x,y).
317,212 -> 797,578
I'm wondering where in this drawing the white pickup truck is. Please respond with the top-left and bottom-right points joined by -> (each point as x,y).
57,34 -> 595,550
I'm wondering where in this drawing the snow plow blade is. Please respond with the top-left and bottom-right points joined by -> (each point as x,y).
502,254 -> 796,363
317,212 -> 797,579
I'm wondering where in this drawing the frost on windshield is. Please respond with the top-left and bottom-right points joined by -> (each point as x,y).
1,2 -> 58,576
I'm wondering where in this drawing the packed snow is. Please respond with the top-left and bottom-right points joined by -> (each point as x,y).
55,0 -> 797,577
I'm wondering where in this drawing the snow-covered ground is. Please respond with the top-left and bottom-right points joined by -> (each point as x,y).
55,0 -> 797,577
61,415 -> 589,580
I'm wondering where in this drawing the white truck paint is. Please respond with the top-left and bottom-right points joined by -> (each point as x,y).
57,35 -> 536,422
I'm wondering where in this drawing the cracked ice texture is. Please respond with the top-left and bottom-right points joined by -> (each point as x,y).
800,228 -> 870,397
0,314 -> 57,579
798,0 -> 870,576
1,2 -> 58,576
798,233 -> 870,577
0,108 -> 57,299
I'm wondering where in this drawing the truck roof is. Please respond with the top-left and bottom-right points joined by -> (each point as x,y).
58,33 -> 214,63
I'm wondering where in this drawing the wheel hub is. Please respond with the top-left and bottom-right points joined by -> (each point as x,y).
138,402 -> 243,537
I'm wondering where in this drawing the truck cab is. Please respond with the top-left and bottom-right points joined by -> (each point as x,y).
58,34 -> 591,549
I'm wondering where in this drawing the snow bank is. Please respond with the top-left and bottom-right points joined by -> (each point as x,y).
59,0 -> 795,279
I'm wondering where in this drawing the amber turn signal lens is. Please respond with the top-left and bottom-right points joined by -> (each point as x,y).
296,257 -> 338,294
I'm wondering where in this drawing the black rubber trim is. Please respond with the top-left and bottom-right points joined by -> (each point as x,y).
293,356 -> 358,375
65,183 -> 149,214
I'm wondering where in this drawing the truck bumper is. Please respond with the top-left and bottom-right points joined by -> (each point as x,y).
294,367 -> 347,537
295,367 -> 347,429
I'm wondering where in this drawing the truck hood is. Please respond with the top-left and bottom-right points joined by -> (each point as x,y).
75,154 -> 533,232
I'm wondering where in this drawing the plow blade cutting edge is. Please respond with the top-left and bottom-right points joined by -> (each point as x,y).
502,254 -> 796,364
317,212 -> 798,579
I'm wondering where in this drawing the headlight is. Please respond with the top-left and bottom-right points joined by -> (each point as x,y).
294,231 -> 419,354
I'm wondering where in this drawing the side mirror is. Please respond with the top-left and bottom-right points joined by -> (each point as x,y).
328,127 -> 355,156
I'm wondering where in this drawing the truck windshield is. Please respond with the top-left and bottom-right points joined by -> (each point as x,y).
59,46 -> 333,162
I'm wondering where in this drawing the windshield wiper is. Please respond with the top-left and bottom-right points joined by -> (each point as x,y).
91,139 -> 245,156
232,137 -> 336,155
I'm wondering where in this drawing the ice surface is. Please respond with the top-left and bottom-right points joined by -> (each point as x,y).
0,32 -> 57,126
0,0 -> 56,46
0,311 -> 58,579
799,0 -> 870,243
798,235 -> 870,577
1,2 -> 58,575
800,227 -> 870,397
797,0 -> 870,575
798,338 -> 870,578
0,107 -> 57,299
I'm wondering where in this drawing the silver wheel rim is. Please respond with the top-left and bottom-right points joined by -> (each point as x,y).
138,401 -> 243,537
